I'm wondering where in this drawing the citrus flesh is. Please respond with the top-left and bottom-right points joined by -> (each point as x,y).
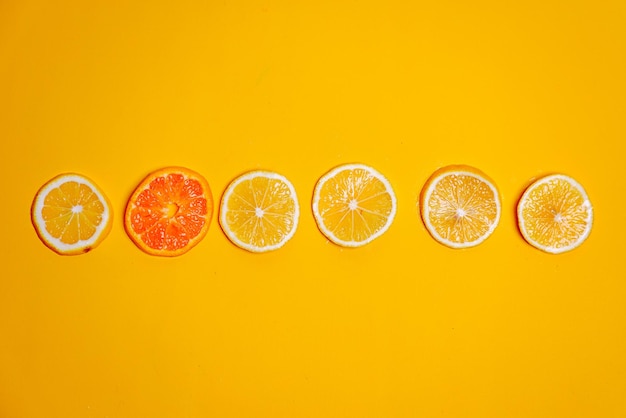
420,165 -> 501,248
219,170 -> 299,253
517,174 -> 592,254
31,173 -> 112,255
312,163 -> 396,247
125,167 -> 213,256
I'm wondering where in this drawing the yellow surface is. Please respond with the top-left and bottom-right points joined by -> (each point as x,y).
1,0 -> 625,416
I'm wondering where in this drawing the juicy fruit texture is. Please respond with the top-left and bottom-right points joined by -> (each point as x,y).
420,165 -> 501,249
517,174 -> 593,254
219,171 -> 299,253
312,163 -> 397,247
125,167 -> 213,256
31,173 -> 112,255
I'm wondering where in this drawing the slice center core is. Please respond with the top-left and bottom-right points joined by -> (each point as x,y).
165,202 -> 179,218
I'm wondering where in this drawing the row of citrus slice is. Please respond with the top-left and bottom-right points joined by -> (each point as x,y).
31,164 -> 593,256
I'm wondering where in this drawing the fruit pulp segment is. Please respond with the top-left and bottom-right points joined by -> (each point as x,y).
129,174 -> 208,250
224,177 -> 297,247
426,174 -> 498,244
317,169 -> 394,242
41,182 -> 105,244
520,178 -> 591,249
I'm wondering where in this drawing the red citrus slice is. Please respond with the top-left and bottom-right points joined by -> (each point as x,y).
124,167 -> 213,256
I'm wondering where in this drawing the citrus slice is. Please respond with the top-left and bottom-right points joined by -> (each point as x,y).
219,170 -> 300,253
517,174 -> 592,254
124,167 -> 213,256
312,163 -> 397,247
420,165 -> 501,248
31,173 -> 112,255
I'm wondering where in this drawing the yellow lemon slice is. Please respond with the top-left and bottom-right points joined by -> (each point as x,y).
219,170 -> 299,253
420,165 -> 501,248
517,174 -> 593,254
312,163 -> 397,247
31,173 -> 112,255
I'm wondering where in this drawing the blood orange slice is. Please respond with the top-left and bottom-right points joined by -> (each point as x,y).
124,167 -> 213,256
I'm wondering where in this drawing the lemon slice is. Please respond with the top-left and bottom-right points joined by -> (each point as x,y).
31,173 -> 112,255
420,165 -> 501,248
517,174 -> 593,254
219,170 -> 300,253
312,163 -> 397,247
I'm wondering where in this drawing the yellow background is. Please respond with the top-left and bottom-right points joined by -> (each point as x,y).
1,0 -> 625,416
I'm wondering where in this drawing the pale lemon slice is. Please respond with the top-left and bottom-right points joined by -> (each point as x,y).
517,174 -> 592,254
219,170 -> 299,253
312,163 -> 397,247
31,173 -> 112,255
420,165 -> 501,248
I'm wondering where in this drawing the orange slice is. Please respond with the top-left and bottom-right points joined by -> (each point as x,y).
219,170 -> 299,253
31,173 -> 112,255
517,174 -> 593,254
124,167 -> 213,256
420,165 -> 501,248
312,163 -> 397,247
